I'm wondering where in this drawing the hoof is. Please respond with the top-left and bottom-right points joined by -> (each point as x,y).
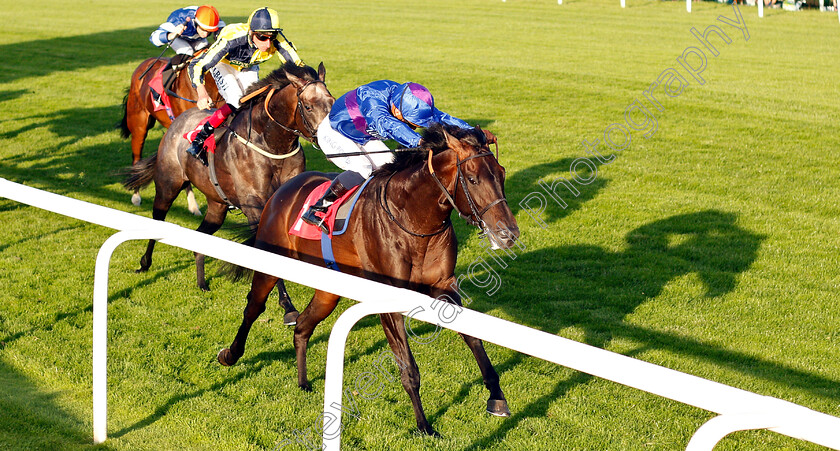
283,311 -> 299,326
217,348 -> 236,366
131,192 -> 141,206
135,267 -> 148,274
299,383 -> 312,392
417,426 -> 440,437
487,399 -> 511,417
198,283 -> 210,292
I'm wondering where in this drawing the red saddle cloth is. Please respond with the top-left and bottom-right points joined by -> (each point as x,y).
148,66 -> 174,121
182,116 -> 217,153
289,181 -> 360,240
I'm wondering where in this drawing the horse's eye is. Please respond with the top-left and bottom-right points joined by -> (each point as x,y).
468,176 -> 478,185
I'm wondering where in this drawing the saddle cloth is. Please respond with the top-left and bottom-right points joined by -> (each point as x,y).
148,65 -> 175,121
289,179 -> 369,240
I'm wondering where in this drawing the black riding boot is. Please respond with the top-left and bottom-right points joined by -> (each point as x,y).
186,122 -> 214,166
301,178 -> 350,234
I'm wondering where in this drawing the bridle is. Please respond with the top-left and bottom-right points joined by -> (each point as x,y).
429,146 -> 507,231
380,141 -> 507,237
260,80 -> 326,147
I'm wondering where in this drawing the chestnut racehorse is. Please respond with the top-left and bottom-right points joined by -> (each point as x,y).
219,123 -> 520,434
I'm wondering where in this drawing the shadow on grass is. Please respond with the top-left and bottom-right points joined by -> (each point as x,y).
110,344 -> 314,440
445,209 -> 840,450
0,358 -> 113,450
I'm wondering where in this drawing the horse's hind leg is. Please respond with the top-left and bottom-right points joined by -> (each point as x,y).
137,180 -> 185,272
275,279 -> 299,325
218,270 -> 277,366
184,185 -> 202,216
127,107 -> 156,206
194,201 -> 228,291
294,290 -> 340,391
379,312 -> 437,436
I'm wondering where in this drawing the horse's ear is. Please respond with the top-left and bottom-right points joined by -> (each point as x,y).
285,69 -> 305,89
442,127 -> 470,158
317,62 -> 326,82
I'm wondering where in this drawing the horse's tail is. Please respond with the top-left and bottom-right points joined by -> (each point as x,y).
217,226 -> 258,281
121,153 -> 157,191
116,87 -> 131,139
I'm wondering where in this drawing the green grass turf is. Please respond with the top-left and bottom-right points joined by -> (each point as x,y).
1,0 -> 839,449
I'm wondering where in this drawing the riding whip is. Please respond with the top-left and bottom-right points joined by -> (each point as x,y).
139,17 -> 190,81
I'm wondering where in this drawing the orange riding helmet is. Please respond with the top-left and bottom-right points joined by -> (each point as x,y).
194,5 -> 221,32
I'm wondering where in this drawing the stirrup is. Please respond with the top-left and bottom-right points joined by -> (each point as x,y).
301,209 -> 329,234
187,143 -> 208,166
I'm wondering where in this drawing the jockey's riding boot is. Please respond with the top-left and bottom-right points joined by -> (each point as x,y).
185,104 -> 235,166
186,122 -> 213,166
301,178 -> 350,235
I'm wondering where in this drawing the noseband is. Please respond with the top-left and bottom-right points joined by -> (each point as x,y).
262,80 -> 325,146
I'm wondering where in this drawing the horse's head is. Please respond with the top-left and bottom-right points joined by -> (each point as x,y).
284,62 -> 334,141
431,124 -> 520,249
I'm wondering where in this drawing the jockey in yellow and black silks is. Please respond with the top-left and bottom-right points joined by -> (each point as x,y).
185,6 -> 303,164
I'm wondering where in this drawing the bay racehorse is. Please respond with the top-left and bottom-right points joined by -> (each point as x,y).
219,123 -> 520,434
118,53 -> 224,208
123,62 -> 333,323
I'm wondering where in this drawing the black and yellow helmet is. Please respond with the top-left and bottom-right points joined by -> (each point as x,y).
248,7 -> 282,33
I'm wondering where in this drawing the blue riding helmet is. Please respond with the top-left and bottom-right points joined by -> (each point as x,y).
394,82 -> 436,127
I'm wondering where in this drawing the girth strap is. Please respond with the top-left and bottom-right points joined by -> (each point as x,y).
207,151 -> 235,209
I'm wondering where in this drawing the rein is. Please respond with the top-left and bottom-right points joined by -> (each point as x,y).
379,171 -> 451,238
228,80 -> 322,160
262,80 -> 324,146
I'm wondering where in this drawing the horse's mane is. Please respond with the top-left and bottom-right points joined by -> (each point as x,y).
371,123 -> 486,176
240,61 -> 318,105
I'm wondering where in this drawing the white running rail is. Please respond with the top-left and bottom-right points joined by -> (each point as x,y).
1,177 -> 839,450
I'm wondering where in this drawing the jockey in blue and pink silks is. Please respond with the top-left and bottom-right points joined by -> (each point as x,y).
302,80 -> 497,234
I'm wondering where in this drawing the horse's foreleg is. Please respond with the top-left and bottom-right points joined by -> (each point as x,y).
294,290 -> 340,391
458,332 -> 510,417
218,270 -> 276,366
431,285 -> 510,418
275,279 -> 299,325
194,201 -> 228,291
379,312 -> 437,436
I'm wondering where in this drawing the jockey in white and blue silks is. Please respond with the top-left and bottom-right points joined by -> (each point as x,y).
149,5 -> 224,57
303,80 -> 493,234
